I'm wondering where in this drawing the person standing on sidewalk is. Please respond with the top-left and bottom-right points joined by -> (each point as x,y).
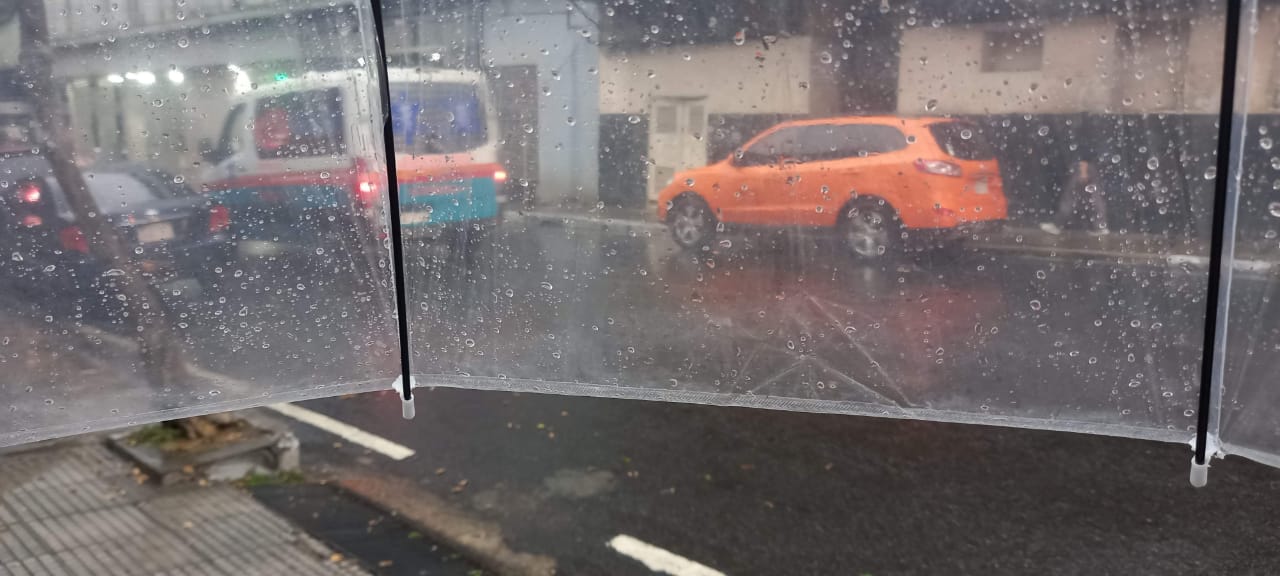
1040,159 -> 1109,236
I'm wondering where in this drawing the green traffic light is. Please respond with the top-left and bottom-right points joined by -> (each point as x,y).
274,72 -> 289,81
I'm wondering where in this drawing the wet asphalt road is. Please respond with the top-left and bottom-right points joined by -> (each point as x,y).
293,386 -> 1280,575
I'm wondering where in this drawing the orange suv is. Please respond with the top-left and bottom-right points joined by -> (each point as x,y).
657,116 -> 1007,258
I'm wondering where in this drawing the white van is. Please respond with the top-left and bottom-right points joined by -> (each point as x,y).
201,67 -> 505,257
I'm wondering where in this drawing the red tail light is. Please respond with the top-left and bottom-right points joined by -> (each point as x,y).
354,159 -> 380,207
208,205 -> 230,233
914,159 -> 962,177
59,226 -> 88,254
17,182 -> 42,204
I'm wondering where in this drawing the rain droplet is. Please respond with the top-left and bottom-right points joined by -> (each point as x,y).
177,37 -> 189,48
10,252 -> 22,262
818,51 -> 833,64
1263,137 -> 1275,150
540,282 -> 553,290
627,115 -> 641,124
959,129 -> 973,140
1146,157 -> 1159,170
1204,166 -> 1217,180
925,99 -> 938,111
1029,299 -> 1042,311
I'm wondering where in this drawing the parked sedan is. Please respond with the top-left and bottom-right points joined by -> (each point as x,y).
0,153 -> 233,312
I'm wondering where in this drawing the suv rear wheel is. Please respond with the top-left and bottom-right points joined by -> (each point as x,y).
668,196 -> 716,250
839,201 -> 899,260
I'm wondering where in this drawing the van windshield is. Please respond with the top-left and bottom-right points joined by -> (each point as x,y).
390,82 -> 488,155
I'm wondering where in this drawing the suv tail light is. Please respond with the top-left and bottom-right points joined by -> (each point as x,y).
208,205 -> 230,233
17,182 -> 42,204
914,159 -> 962,177
59,226 -> 88,254
12,181 -> 47,227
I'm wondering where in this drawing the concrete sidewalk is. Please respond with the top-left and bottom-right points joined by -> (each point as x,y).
0,439 -> 367,576
506,205 -> 1278,268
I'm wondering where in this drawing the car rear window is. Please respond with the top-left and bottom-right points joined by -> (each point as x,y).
84,173 -> 159,214
929,121 -> 996,160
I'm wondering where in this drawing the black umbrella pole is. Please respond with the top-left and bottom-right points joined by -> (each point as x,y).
1193,0 -> 1246,487
368,0 -> 416,419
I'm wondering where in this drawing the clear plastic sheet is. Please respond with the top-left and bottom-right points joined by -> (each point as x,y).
0,0 -> 1260,458
0,0 -> 398,445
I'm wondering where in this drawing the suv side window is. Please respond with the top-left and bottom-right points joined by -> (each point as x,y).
254,88 -> 345,159
831,125 -> 907,159
740,126 -> 804,166
787,124 -> 908,163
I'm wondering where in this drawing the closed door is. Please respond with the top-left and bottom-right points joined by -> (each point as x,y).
647,97 -> 708,202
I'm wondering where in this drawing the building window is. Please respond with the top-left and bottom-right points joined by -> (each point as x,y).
981,29 -> 1044,73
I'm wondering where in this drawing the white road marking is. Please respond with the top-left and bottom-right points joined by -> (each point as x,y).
607,534 -> 726,576
267,402 -> 415,461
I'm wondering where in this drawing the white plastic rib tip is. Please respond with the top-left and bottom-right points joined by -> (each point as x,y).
1190,457 -> 1210,488
392,375 -> 417,420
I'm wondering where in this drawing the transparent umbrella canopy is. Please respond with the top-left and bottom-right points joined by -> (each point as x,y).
1,0 -> 1278,487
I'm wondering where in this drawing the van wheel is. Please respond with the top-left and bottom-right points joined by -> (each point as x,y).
839,202 -> 899,260
667,196 -> 716,250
